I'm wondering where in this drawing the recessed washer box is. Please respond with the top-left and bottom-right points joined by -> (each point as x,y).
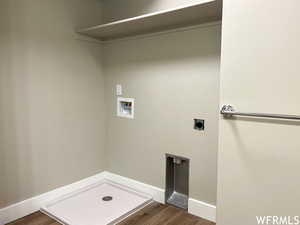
165,154 -> 190,210
117,97 -> 134,119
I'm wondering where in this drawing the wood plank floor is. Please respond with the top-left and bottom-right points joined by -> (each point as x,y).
7,202 -> 215,225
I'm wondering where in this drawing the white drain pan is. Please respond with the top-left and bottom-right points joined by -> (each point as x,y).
41,179 -> 152,225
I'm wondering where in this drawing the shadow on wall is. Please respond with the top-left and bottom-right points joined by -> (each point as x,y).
103,24 -> 221,66
0,0 -> 34,208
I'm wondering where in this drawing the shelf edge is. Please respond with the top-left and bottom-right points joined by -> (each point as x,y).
76,0 -> 218,33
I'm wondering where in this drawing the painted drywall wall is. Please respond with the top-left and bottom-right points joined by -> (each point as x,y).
103,24 -> 221,205
101,0 -> 215,23
217,0 -> 300,224
0,0 -> 105,208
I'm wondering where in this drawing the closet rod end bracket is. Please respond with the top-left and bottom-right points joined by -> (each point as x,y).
221,105 -> 235,118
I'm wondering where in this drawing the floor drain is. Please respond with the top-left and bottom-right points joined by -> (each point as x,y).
102,196 -> 113,201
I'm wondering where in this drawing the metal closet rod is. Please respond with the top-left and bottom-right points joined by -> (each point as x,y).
221,105 -> 300,120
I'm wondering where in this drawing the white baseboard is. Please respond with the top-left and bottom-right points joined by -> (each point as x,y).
0,171 -> 216,224
188,198 -> 216,222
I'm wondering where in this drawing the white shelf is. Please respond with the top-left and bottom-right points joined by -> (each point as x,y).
77,0 -> 222,41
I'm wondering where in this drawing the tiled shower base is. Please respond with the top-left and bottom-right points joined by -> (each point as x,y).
41,179 -> 152,225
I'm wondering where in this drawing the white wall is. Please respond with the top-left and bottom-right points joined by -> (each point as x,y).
0,0 -> 105,208
104,24 -> 221,205
217,0 -> 300,224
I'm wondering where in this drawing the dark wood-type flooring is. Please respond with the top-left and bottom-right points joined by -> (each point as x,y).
7,202 -> 215,225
